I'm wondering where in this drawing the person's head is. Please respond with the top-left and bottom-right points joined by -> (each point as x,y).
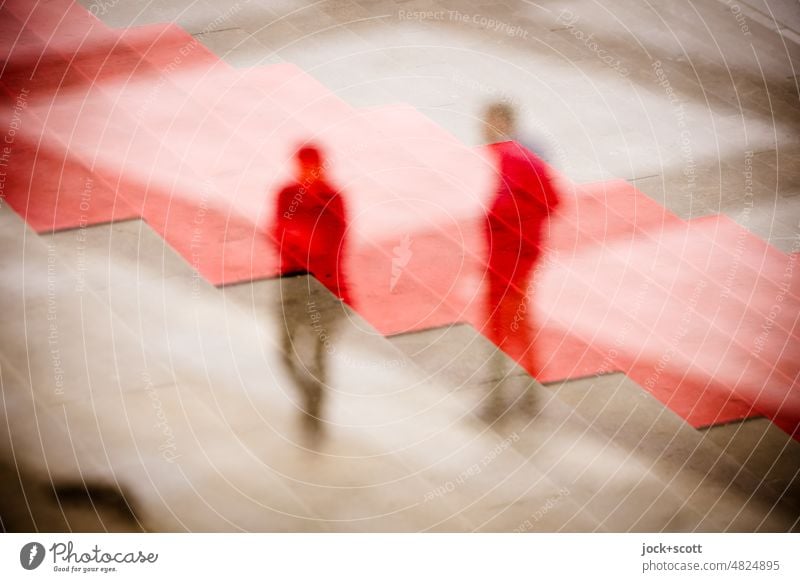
294,144 -> 325,184
482,102 -> 516,143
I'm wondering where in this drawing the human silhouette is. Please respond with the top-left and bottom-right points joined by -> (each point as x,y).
273,144 -> 352,443
481,103 -> 560,420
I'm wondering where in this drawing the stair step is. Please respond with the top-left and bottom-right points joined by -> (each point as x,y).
21,212 -> 604,531
121,23 -> 222,71
703,418 -> 800,508
547,373 -> 799,531
223,275 -> 605,531
535,217 -> 793,428
0,209 -> 177,409
389,324 -> 711,531
49,218 -> 197,282
390,323 -> 539,388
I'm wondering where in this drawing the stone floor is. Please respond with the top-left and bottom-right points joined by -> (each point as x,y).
3,206 -> 797,532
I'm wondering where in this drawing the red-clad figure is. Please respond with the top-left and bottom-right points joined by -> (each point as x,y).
274,145 -> 352,304
273,144 -> 352,443
482,103 -> 560,420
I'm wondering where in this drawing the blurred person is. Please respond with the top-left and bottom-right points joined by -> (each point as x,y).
272,144 -> 352,444
481,103 -> 561,421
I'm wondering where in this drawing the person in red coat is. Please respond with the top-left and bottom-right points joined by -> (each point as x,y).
274,145 -> 352,304
482,103 -> 560,420
273,144 -> 352,443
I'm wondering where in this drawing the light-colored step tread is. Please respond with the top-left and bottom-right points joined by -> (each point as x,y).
389,324 -> 714,531
548,373 -> 799,532
389,323 -> 532,388
3,210 -> 601,531
704,418 -> 800,505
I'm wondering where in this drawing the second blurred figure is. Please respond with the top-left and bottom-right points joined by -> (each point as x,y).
482,103 -> 561,420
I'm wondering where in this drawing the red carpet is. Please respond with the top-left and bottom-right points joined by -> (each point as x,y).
1,0 -> 797,437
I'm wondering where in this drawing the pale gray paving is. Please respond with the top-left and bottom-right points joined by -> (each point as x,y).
0,209 -> 315,528
391,322 -> 799,531
633,145 -> 800,250
0,207 -> 286,528
704,417 -> 800,510
221,275 -> 606,532
21,213 -> 603,531
389,324 -> 714,532
390,323 -> 531,388
547,373 -> 800,532
0,212 -> 177,412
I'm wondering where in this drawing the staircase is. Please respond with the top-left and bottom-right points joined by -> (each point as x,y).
0,0 -> 798,531
390,325 -> 799,531
2,202 -> 797,531
1,206 -> 603,531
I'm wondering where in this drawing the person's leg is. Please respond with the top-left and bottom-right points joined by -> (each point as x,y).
300,377 -> 323,441
486,248 -> 540,419
507,248 -> 541,414
301,293 -> 345,443
518,246 -> 542,373
279,287 -> 304,387
483,271 -> 513,422
483,230 -> 537,420
277,280 -> 324,441
303,323 -> 326,437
